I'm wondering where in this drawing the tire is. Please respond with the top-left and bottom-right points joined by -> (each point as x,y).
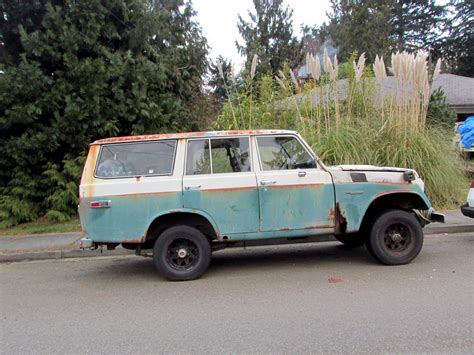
334,233 -> 367,247
366,209 -> 423,265
153,225 -> 211,281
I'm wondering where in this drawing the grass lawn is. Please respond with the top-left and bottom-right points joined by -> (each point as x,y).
0,217 -> 82,236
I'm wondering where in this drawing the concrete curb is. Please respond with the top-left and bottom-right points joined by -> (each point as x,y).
424,224 -> 474,235
0,247 -> 134,263
1,224 -> 473,263
0,232 -> 82,239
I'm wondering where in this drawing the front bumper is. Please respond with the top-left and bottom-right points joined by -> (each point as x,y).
430,211 -> 445,223
461,204 -> 474,218
415,208 -> 445,225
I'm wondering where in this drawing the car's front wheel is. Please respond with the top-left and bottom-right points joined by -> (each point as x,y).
153,225 -> 211,281
367,209 -> 423,265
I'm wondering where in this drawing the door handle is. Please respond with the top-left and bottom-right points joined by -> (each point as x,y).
260,180 -> 276,186
298,171 -> 307,177
184,185 -> 201,190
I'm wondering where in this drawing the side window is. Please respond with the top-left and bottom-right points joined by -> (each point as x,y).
96,141 -> 176,178
211,138 -> 251,173
186,137 -> 251,175
257,136 -> 316,171
186,139 -> 211,175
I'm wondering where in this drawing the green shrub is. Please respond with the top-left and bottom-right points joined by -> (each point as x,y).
426,88 -> 457,128
1,1 -> 208,226
43,155 -> 86,222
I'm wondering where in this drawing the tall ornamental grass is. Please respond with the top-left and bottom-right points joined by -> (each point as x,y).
213,51 -> 466,208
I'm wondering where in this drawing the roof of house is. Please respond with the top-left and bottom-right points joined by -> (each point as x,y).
288,73 -> 474,114
431,74 -> 474,109
92,129 -> 296,145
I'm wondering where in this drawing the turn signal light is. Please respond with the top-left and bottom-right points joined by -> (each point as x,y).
89,200 -> 112,208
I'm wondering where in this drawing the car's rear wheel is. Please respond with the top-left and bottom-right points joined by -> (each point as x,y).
153,225 -> 211,281
366,209 -> 423,265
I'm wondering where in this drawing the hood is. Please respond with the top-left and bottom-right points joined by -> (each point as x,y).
327,164 -> 424,190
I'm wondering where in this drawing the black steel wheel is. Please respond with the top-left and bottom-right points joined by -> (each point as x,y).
166,238 -> 200,271
383,223 -> 411,252
366,209 -> 423,265
153,225 -> 211,281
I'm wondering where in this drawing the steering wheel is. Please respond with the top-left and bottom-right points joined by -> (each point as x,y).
294,158 -> 316,169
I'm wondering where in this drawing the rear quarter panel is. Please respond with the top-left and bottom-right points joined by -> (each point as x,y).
79,140 -> 185,243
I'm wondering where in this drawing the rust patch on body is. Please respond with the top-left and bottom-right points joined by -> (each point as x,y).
303,224 -> 334,229
80,145 -> 100,198
201,186 -> 255,192
104,190 -> 176,199
91,130 -> 294,145
126,235 -> 147,243
374,181 -> 410,186
84,145 -> 99,183
330,203 -> 347,234
279,227 -> 291,231
266,183 -> 323,189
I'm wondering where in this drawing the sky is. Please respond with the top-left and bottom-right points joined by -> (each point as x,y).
193,0 -> 332,70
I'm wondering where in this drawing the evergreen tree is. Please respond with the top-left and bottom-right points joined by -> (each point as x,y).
208,56 -> 233,103
327,0 -> 451,63
391,0 -> 447,51
300,24 -> 331,57
236,0 -> 302,78
326,0 -> 393,62
441,0 -> 473,76
0,0 -> 208,226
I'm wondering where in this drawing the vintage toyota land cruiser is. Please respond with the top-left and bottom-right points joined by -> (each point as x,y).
79,130 -> 444,280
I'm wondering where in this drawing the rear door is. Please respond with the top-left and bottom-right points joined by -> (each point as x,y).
182,136 -> 259,235
254,135 -> 335,233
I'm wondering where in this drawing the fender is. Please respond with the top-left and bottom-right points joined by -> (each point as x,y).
371,189 -> 431,209
144,208 -> 222,240
335,183 -> 431,233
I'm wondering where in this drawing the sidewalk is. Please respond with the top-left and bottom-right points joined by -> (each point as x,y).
1,210 -> 473,263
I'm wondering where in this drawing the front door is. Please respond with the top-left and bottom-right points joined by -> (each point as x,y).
254,135 -> 335,233
183,136 -> 259,235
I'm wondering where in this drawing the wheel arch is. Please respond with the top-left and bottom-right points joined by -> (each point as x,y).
144,209 -> 221,244
359,191 -> 430,232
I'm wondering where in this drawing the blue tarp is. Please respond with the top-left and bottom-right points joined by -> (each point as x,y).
457,116 -> 474,149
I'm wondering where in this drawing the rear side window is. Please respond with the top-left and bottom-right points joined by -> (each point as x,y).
186,137 -> 251,175
95,141 -> 176,178
186,140 -> 211,175
211,138 -> 251,174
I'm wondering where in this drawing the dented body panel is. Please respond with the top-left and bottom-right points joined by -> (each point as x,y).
257,183 -> 335,232
79,130 -> 438,247
333,182 -> 430,232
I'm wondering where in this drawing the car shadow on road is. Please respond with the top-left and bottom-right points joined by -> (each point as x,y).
209,242 -> 373,272
83,241 -> 375,282
79,255 -> 159,280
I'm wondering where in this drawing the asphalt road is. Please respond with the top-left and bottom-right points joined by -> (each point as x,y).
1,233 -> 473,353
